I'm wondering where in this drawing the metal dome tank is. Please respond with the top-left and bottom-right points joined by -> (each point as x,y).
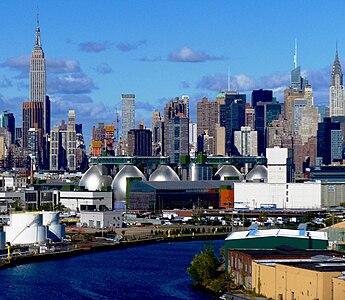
79,165 -> 112,191
246,164 -> 268,182
214,165 -> 244,180
111,165 -> 146,207
149,165 -> 180,181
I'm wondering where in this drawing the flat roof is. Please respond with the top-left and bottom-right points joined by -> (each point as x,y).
230,248 -> 343,258
131,180 -> 235,191
225,228 -> 328,241
278,259 -> 345,272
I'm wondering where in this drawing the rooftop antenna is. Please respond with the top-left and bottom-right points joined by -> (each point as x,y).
294,38 -> 297,69
336,39 -> 338,55
36,5 -> 39,28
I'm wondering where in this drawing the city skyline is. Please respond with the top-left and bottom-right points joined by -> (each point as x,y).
0,0 -> 344,144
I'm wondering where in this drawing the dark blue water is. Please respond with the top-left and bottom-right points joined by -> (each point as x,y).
0,240 -> 224,300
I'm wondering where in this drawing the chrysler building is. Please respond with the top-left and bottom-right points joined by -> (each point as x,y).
330,46 -> 345,117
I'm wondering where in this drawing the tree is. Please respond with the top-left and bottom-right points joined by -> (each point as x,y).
301,211 -> 316,223
187,242 -> 220,286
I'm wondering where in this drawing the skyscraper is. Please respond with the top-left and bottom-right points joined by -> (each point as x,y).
22,101 -> 44,148
163,97 -> 188,155
121,94 -> 135,141
234,126 -> 258,156
151,111 -> 164,156
196,97 -> 219,154
49,110 -> 77,171
317,117 -> 341,165
251,89 -> 273,108
291,40 -> 309,92
30,12 -> 49,135
224,92 -> 246,155
67,110 -> 77,170
165,114 -> 189,164
0,111 -> 15,144
330,47 -> 345,117
255,101 -> 281,155
127,124 -> 152,156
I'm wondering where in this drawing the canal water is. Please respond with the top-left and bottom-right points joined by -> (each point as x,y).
0,239 -> 224,300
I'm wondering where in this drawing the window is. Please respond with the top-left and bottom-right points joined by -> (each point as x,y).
174,127 -> 180,137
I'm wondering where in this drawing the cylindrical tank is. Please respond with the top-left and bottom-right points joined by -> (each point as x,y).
189,163 -> 213,181
0,229 -> 5,249
149,165 -> 180,181
214,165 -> 244,181
42,211 -> 65,241
4,213 -> 47,245
111,165 -> 146,209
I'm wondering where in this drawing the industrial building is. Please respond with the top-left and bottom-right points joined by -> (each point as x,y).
59,190 -> 113,212
80,211 -> 123,228
228,248 -> 344,289
252,257 -> 345,300
224,225 -> 328,278
128,180 -> 234,211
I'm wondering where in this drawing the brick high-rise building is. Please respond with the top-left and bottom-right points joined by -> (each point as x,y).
22,101 -> 44,148
163,97 -> 188,155
127,124 -> 152,156
196,97 -> 219,154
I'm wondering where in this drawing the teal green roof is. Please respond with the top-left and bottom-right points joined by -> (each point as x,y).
216,92 -> 225,98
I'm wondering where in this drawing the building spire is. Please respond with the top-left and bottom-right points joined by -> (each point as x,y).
34,7 -> 42,49
294,38 -> 297,69
331,41 -> 342,86
336,39 -> 339,57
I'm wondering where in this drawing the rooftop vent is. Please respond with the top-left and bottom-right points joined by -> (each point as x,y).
248,223 -> 259,236
298,223 -> 307,236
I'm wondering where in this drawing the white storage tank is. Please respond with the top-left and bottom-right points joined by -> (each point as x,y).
42,211 -> 65,242
4,212 -> 47,245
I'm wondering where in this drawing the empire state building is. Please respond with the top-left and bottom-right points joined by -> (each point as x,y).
22,13 -> 50,168
29,13 -> 50,136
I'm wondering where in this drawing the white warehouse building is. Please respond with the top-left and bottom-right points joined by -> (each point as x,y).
59,191 -> 113,212
234,147 -> 322,209
234,182 -> 322,209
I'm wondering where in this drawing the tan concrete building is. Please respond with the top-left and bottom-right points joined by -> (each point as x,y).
215,124 -> 226,155
333,275 -> 345,300
245,103 -> 255,130
252,258 -> 345,300
298,105 -> 320,144
284,88 -> 305,133
234,126 -> 257,156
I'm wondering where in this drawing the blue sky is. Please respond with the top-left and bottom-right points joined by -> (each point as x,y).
0,0 -> 344,145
